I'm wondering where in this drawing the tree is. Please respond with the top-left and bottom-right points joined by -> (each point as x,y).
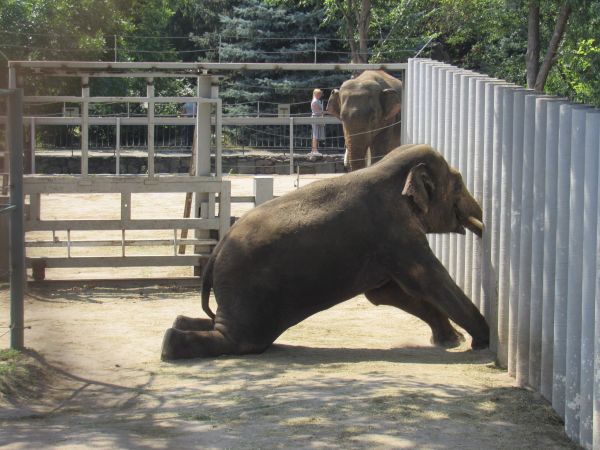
526,0 -> 573,92
215,0 -> 348,116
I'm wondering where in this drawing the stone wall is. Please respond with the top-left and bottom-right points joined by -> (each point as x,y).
34,154 -> 346,175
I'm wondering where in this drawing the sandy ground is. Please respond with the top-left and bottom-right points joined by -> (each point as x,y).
0,175 -> 575,449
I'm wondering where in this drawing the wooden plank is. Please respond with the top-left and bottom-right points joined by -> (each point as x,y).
24,218 -> 220,231
25,238 -> 217,248
25,255 -> 209,268
23,176 -> 225,194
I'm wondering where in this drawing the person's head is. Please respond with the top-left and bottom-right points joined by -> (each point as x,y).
313,88 -> 322,99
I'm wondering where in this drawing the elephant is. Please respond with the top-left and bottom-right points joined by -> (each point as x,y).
161,144 -> 488,360
326,70 -> 402,171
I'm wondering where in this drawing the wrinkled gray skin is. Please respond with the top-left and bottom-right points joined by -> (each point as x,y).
327,70 -> 402,171
161,144 -> 488,360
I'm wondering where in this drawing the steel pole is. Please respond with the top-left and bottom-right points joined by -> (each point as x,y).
8,89 -> 25,350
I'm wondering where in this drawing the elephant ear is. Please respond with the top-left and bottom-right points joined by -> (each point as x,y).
402,163 -> 434,214
381,88 -> 401,124
326,89 -> 341,119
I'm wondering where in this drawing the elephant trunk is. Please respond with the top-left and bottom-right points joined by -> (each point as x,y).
344,128 -> 371,171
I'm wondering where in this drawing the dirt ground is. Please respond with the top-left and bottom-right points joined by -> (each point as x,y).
0,175 -> 575,449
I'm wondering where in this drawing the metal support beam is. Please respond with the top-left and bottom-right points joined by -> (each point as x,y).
7,89 -> 25,350
81,76 -> 89,175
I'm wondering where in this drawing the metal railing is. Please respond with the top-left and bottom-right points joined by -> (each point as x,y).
0,88 -> 25,351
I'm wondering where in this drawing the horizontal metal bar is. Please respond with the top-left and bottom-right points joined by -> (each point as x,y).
23,175 -> 226,194
24,96 -> 218,104
24,218 -> 220,231
0,116 -> 342,127
26,255 -> 209,268
0,204 -> 16,215
230,196 -> 256,203
25,238 -> 218,248
10,61 -> 408,73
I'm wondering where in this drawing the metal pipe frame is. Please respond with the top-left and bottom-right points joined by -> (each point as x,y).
2,87 -> 25,350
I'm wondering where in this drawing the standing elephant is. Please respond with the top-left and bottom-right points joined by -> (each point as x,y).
326,70 -> 402,171
161,144 -> 488,360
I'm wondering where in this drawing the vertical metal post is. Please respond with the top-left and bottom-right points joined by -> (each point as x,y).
594,131 -> 600,450
480,81 -> 497,325
529,97 -> 554,390
516,93 -> 538,387
472,78 -> 486,311
424,62 -> 432,146
565,106 -> 589,440
114,35 -> 118,62
456,73 -> 470,291
216,99 -> 223,177
579,110 -> 600,448
115,117 -> 121,175
540,99 -> 563,401
508,89 -> 528,377
289,117 -> 294,175
193,75 -> 216,275
405,59 -> 414,144
441,69 -> 454,271
8,89 -> 25,350
81,76 -> 89,175
449,70 -> 462,281
434,65 -> 446,259
553,103 -> 574,418
196,77 -> 212,175
412,60 -> 421,145
464,76 -> 480,299
146,78 -> 155,176
497,86 -> 515,367
254,176 -> 274,206
314,36 -> 317,64
29,118 -> 35,174
401,65 -> 410,145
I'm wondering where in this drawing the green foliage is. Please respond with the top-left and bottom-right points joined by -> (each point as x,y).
215,0 -> 348,117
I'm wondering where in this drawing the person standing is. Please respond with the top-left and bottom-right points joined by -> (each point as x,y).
310,88 -> 325,158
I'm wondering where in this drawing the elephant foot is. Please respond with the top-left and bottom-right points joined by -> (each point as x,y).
172,315 -> 214,331
430,326 -> 465,348
161,327 -> 242,361
161,328 -> 189,361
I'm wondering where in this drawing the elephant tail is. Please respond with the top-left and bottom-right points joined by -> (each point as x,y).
201,252 -> 216,320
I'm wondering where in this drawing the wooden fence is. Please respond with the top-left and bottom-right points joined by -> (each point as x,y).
404,58 -> 600,449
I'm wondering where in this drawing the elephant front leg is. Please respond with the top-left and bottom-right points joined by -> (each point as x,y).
366,282 -> 464,348
389,244 -> 489,350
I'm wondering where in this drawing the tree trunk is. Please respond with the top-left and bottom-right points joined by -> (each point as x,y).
526,0 -> 540,89
356,0 -> 371,63
338,0 -> 359,63
534,4 -> 572,93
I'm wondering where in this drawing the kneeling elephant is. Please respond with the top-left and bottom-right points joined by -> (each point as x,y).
162,144 -> 489,360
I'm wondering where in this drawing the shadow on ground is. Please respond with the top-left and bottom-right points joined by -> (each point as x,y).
0,344 -> 574,449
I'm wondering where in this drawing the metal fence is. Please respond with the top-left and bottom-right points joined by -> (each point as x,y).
32,118 -> 346,154
405,58 -> 600,449
0,88 -> 25,351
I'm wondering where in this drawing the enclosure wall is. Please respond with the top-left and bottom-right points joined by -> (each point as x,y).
406,58 -> 600,450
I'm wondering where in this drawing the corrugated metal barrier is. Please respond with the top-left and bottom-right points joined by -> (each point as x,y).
405,58 -> 600,449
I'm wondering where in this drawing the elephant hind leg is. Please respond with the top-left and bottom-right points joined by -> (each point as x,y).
365,282 -> 464,348
172,315 -> 214,331
161,328 -> 269,360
